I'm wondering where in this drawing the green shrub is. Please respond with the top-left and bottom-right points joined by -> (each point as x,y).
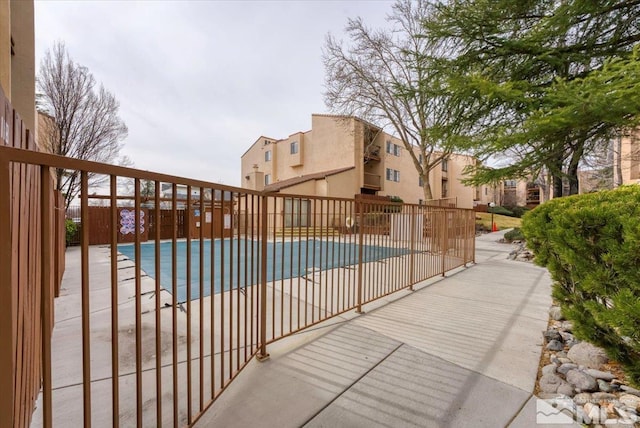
522,186 -> 640,385
488,205 -> 514,216
65,218 -> 78,246
384,196 -> 403,213
503,227 -> 524,242
505,205 -> 530,218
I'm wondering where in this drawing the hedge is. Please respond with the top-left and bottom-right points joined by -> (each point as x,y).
503,227 -> 524,242
488,205 -> 514,216
522,185 -> 640,385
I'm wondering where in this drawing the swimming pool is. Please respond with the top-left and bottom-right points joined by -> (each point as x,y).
117,239 -> 410,302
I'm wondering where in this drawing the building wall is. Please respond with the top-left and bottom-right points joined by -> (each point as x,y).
0,1 -> 10,95
379,139 -> 475,208
0,0 -> 36,132
476,183 -> 500,206
241,114 -> 477,207
325,169 -> 359,199
620,132 -> 640,184
241,115 -> 359,190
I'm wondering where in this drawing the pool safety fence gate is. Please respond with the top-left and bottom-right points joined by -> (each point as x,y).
1,147 -> 475,427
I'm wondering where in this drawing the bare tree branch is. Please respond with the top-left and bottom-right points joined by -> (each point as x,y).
37,41 -> 128,209
322,0 -> 470,200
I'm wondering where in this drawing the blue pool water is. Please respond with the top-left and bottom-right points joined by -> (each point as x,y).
117,239 -> 409,302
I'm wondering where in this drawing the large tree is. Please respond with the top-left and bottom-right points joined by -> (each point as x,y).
323,0 -> 475,201
37,41 -> 128,208
426,0 -> 640,196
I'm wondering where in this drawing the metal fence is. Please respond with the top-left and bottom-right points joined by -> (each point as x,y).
1,143 -> 475,428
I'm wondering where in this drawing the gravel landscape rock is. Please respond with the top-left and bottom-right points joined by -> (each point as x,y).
536,315 -> 640,426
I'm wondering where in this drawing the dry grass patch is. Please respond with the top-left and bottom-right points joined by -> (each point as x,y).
475,212 -> 522,230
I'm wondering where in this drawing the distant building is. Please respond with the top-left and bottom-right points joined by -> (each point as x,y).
241,114 -> 479,208
0,0 -> 36,132
616,132 -> 640,185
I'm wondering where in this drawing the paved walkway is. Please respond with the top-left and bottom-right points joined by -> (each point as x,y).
194,231 -> 578,427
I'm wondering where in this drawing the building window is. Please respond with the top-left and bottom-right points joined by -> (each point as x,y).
504,179 -> 517,188
265,150 -> 271,162
386,168 -> 400,182
419,154 -> 423,165
442,179 -> 448,197
419,199 -> 424,206
386,141 -> 401,156
442,159 -> 448,172
265,174 -> 271,186
418,176 -> 424,187
484,187 -> 488,195
290,141 -> 299,154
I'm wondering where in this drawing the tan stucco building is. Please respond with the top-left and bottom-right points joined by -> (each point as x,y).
617,132 -> 640,185
241,114 -> 478,208
1,0 -> 36,132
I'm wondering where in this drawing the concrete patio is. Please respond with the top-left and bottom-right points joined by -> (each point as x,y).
194,231 -> 579,427
31,230 -> 581,427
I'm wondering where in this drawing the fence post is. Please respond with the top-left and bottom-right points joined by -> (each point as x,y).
0,153 -> 15,428
41,166 -> 54,428
356,199 -> 364,313
463,211 -> 468,266
409,205 -> 415,291
472,211 -> 476,264
257,194 -> 270,361
441,209 -> 447,277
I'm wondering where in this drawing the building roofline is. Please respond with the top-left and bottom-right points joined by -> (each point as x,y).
311,113 -> 383,133
241,135 -> 279,158
263,166 -> 355,192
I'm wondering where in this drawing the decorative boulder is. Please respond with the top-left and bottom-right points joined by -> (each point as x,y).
566,370 -> 598,392
567,342 -> 608,369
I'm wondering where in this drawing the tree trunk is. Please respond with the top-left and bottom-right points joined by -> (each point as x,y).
567,165 -> 579,195
553,173 -> 563,198
543,171 -> 552,202
567,142 -> 584,195
615,135 -> 623,187
422,175 -> 433,202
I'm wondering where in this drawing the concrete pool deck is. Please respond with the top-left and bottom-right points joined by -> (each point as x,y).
31,231 -> 577,427
194,231 -> 578,428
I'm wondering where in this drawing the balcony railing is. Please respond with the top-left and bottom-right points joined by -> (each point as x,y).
363,145 -> 381,162
363,172 -> 381,189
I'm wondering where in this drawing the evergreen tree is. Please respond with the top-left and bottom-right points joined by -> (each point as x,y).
426,0 -> 640,196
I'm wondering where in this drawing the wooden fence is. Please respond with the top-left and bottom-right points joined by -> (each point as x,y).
0,86 -> 65,427
66,206 -> 188,245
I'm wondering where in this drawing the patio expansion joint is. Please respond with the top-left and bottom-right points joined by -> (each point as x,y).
505,392 -> 534,427
299,341 -> 405,426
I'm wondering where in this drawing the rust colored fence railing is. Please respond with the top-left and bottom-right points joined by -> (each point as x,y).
1,113 -> 475,428
423,196 -> 458,207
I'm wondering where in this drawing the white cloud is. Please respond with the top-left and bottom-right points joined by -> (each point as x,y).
34,0 -> 393,186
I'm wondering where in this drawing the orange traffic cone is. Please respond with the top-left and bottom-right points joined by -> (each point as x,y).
492,222 -> 498,232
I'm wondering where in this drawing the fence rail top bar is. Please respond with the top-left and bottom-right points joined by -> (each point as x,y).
1,145 -> 472,209
0,145 -> 255,196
